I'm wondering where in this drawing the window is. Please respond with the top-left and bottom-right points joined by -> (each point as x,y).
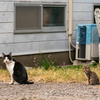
14,3 -> 66,33
15,4 -> 42,33
43,7 -> 64,27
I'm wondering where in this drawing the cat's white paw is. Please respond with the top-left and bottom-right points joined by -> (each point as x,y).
9,82 -> 14,85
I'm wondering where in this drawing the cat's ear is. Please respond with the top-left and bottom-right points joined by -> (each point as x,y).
9,52 -> 12,57
2,53 -> 5,58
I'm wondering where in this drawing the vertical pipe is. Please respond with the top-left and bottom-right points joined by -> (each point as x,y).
68,0 -> 73,36
68,0 -> 74,63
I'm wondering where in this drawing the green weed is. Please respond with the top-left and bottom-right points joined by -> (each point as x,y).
36,54 -> 56,70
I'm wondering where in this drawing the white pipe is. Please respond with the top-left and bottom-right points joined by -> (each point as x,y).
68,0 -> 75,63
68,0 -> 73,36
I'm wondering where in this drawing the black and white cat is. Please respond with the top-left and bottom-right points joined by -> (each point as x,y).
2,52 -> 34,84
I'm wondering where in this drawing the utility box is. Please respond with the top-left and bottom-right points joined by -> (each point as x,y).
76,24 -> 99,61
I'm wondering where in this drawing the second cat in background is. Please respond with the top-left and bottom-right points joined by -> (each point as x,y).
82,66 -> 99,85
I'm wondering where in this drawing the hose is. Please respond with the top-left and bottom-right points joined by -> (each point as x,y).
69,42 -> 74,63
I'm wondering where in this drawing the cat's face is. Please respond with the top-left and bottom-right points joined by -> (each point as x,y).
82,66 -> 90,73
2,52 -> 12,64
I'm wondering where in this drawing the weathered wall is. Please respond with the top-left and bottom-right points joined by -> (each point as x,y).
0,0 -> 100,66
0,0 -> 69,57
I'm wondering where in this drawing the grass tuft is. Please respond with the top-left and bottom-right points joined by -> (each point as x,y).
0,69 -> 10,82
26,64 -> 100,83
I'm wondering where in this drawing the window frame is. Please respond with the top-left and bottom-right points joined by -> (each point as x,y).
43,4 -> 66,32
14,3 -> 66,34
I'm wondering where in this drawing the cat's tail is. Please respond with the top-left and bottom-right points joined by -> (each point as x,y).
24,81 -> 34,84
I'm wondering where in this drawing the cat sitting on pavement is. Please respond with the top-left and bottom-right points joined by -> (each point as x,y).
82,66 -> 99,85
2,52 -> 34,84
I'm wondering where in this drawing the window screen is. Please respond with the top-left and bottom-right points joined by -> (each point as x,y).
43,7 -> 64,27
16,6 -> 41,30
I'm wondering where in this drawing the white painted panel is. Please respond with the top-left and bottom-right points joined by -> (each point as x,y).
0,0 -> 68,2
0,40 -> 70,56
40,40 -> 69,53
13,42 -> 40,54
37,0 -> 68,2
1,0 -> 99,3
73,3 -> 93,11
66,3 -> 69,16
72,39 -> 76,46
0,42 -> 40,56
0,0 -> 100,3
73,0 -> 100,3
0,23 -> 13,33
73,12 -> 93,21
13,32 -> 68,43
13,34 -> 41,42
72,31 -> 76,40
0,2 -> 13,11
0,34 -> 13,43
41,32 -> 68,41
0,12 -> 13,22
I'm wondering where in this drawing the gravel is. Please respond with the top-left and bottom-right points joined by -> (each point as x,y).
0,82 -> 100,100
